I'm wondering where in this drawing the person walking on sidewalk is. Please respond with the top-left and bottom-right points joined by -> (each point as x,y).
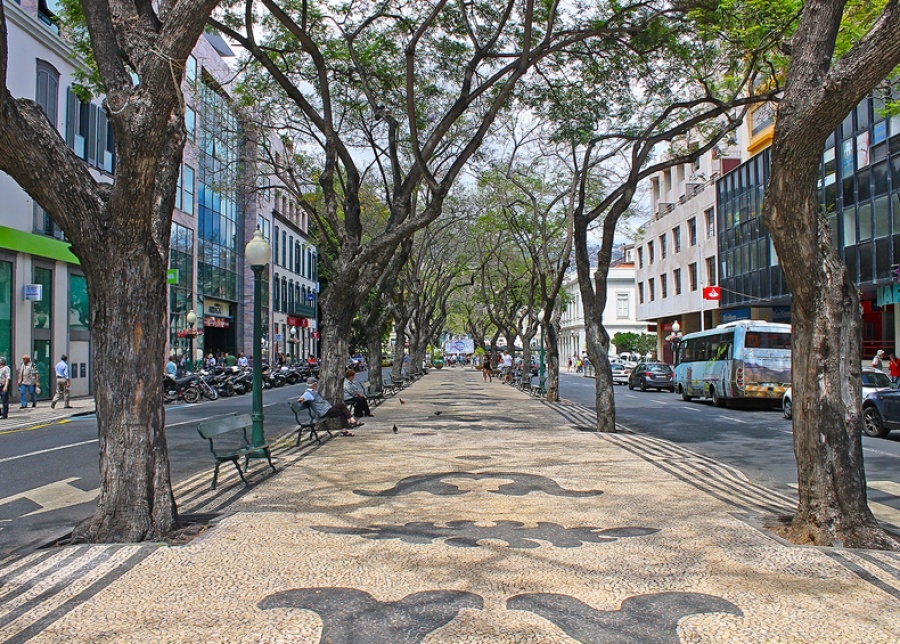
482,355 -> 493,382
50,354 -> 72,409
501,350 -> 513,383
17,354 -> 37,409
300,377 -> 363,436
0,357 -> 10,419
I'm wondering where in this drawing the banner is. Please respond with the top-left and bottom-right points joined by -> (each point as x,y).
444,339 -> 475,354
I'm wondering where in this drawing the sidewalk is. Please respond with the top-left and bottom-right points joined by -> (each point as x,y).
0,396 -> 95,432
1,368 -> 899,642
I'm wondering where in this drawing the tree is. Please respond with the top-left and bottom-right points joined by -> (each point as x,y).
762,0 -> 900,549
0,0 -> 219,541
523,2 -> 789,431
212,0 -> 694,401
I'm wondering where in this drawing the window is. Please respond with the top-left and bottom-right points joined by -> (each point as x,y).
281,230 -> 287,267
65,89 -> 115,173
289,235 -> 294,272
661,274 -> 668,298
660,234 -> 667,259
294,242 -> 301,274
274,226 -> 279,266
648,278 -> 655,301
648,241 -> 655,264
674,268 -> 682,295
69,274 -> 89,331
186,56 -> 198,85
637,247 -> 644,268
638,282 -> 644,304
177,165 -> 195,215
185,106 -> 196,139
688,218 -> 697,246
673,227 -> 681,253
36,61 -> 60,127
705,208 -> 715,238
273,273 -> 280,310
616,293 -> 629,319
705,256 -> 717,286
688,262 -> 698,291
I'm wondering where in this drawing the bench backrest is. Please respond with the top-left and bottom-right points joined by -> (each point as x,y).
197,413 -> 253,439
290,399 -> 321,422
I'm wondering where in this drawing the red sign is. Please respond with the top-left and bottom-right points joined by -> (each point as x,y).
703,286 -> 721,300
311,331 -> 320,339
287,316 -> 311,327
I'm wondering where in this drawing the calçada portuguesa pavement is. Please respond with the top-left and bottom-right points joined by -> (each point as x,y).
0,368 -> 898,643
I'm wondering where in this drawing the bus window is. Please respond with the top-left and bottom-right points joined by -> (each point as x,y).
746,332 -> 791,350
682,339 -> 693,363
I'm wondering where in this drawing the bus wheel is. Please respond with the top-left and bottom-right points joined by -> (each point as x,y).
680,386 -> 693,402
711,387 -> 726,408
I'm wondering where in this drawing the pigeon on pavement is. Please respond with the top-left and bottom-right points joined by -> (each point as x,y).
435,411 -> 442,416
399,398 -> 406,405
392,424 -> 399,434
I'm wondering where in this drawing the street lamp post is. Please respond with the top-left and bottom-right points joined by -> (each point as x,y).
186,310 -> 198,372
289,326 -> 297,364
245,228 -> 272,448
537,310 -> 546,393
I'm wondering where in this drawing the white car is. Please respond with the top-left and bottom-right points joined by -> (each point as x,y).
782,367 -> 892,419
610,363 -> 631,385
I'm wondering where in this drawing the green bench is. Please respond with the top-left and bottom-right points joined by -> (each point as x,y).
197,413 -> 276,489
288,400 -> 332,444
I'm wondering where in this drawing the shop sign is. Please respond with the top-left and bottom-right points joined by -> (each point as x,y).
721,308 -> 751,323
22,284 -> 42,301
876,284 -> 900,308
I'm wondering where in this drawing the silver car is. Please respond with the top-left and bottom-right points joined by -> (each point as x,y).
782,367 -> 892,419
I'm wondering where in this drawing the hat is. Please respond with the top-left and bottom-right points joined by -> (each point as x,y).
306,377 -> 318,385
877,349 -> 885,356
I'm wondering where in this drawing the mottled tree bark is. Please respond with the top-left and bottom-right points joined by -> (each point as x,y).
762,0 -> 900,549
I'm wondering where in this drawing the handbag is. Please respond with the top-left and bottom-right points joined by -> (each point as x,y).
35,384 -> 41,395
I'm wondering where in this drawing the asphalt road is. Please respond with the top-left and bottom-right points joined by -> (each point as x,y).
558,371 -> 900,527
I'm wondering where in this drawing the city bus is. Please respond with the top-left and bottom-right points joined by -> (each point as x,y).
673,320 -> 791,407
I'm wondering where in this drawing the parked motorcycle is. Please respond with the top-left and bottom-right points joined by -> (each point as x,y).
164,373 -> 201,404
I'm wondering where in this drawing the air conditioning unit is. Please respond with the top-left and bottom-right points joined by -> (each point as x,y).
656,202 -> 675,218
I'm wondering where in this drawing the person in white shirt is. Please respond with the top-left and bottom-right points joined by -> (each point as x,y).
237,352 -> 249,368
0,357 -> 10,418
51,354 -> 72,409
502,350 -> 513,383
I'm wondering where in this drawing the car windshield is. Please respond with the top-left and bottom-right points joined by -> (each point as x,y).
863,371 -> 891,388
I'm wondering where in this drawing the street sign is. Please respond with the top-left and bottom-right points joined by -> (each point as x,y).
702,286 -> 721,300
22,284 -> 42,301
311,331 -> 320,339
166,268 -> 179,285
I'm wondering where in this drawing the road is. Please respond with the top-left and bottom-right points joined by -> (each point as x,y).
558,371 -> 900,531
0,382 -> 309,559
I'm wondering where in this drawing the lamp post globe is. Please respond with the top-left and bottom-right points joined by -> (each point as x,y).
671,319 -> 680,335
245,228 -> 271,448
186,309 -> 198,372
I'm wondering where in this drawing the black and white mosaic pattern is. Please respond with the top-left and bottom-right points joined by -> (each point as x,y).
313,520 -> 658,549
354,471 -> 603,498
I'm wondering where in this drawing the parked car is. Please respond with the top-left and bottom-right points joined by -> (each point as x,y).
610,363 -> 631,385
783,367 -> 892,420
862,384 -> 900,438
627,362 -> 674,392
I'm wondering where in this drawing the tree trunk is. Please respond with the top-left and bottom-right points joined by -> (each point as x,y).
73,238 -> 175,541
761,0 -> 900,550
545,315 -> 561,401
366,330 -> 384,391
318,287 -> 354,402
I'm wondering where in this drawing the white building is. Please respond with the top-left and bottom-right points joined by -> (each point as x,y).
558,245 -> 648,361
634,149 -> 740,362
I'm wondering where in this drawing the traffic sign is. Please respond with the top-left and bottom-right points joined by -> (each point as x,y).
703,286 -> 721,300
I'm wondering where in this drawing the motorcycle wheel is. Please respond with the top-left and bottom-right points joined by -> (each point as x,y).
203,384 -> 219,401
183,387 -> 201,403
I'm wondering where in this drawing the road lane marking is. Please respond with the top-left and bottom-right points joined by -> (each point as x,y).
0,478 -> 99,516
717,415 -> 749,424
869,481 -> 900,496
682,406 -> 702,412
0,439 -> 98,464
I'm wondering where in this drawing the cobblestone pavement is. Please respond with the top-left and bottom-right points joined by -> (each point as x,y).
0,397 -> 95,433
1,368 -> 899,643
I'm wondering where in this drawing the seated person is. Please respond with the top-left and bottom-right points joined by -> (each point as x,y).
301,377 -> 363,436
343,369 -> 372,418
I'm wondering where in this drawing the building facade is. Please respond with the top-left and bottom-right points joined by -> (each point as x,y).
558,245 -> 648,360
1,3 -> 319,402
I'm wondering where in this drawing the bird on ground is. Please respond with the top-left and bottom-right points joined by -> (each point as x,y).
399,398 -> 406,405
435,411 -> 442,416
392,424 -> 399,433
